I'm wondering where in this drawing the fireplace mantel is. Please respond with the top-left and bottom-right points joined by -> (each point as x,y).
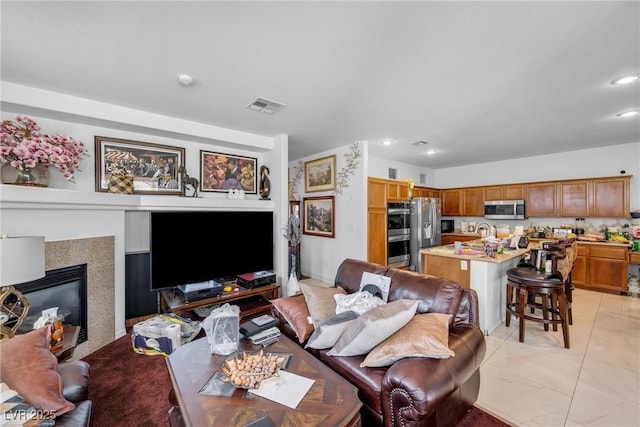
0,184 -> 274,212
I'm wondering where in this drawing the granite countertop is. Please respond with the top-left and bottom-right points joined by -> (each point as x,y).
421,240 -> 529,264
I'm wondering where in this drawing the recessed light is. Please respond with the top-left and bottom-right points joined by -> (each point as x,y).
610,74 -> 638,85
177,74 -> 194,87
380,139 -> 395,146
424,149 -> 437,155
616,110 -> 639,118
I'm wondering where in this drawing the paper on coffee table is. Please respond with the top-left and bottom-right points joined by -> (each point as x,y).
248,370 -> 314,409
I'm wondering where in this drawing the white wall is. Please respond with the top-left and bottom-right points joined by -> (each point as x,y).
288,142 -> 368,283
368,156 -> 437,187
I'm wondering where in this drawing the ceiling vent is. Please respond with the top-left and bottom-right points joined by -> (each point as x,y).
247,97 -> 286,114
412,140 -> 429,146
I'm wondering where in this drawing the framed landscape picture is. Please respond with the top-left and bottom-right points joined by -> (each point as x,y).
200,150 -> 257,194
94,136 -> 185,195
304,155 -> 336,193
302,196 -> 335,238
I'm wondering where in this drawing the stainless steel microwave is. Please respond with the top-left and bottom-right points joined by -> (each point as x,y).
484,200 -> 526,220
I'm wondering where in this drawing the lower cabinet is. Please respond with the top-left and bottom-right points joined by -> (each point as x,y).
572,243 -> 628,293
441,234 -> 479,245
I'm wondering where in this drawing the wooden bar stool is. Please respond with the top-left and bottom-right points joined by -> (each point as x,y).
505,265 -> 570,349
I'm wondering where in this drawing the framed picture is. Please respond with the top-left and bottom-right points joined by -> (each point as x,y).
94,136 -> 185,195
200,150 -> 257,194
304,155 -> 336,193
302,196 -> 335,238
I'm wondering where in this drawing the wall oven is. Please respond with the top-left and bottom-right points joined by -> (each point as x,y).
387,202 -> 411,267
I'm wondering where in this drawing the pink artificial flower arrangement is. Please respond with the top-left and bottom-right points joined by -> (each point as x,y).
0,115 -> 86,181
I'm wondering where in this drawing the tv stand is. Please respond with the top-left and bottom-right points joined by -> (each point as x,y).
160,283 -> 279,320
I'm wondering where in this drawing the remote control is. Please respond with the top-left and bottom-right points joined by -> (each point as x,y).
250,327 -> 280,342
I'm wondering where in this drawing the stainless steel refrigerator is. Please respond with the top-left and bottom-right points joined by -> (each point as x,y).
409,197 -> 442,272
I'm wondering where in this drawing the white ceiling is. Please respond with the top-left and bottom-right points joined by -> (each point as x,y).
1,1 -> 639,169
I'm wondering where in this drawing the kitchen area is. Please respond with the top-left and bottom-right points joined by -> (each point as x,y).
368,175 -> 639,335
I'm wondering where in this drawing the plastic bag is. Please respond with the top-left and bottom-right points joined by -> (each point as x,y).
203,303 -> 240,355
334,292 -> 385,315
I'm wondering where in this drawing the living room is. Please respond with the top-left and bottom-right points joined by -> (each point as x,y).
1,2 -> 639,426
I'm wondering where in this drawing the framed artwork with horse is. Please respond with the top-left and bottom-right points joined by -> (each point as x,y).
94,136 -> 185,195
199,150 -> 257,194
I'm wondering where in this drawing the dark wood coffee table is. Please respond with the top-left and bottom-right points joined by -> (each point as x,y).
166,334 -> 362,427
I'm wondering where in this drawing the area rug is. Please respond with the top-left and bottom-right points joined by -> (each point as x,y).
83,333 -> 509,427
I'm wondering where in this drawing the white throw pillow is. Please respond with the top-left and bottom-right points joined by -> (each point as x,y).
334,291 -> 385,315
327,299 -> 419,357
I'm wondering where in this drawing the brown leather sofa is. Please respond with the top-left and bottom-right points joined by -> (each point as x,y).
271,259 -> 486,427
54,360 -> 92,427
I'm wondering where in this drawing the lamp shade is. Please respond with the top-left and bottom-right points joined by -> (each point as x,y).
0,236 -> 46,286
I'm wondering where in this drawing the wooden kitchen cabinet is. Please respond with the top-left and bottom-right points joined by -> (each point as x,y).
463,188 -> 484,216
571,244 -> 589,285
368,178 -> 387,209
414,186 -> 440,198
368,209 -> 387,265
442,189 -> 463,216
572,243 -> 628,294
559,180 -> 589,217
367,178 -> 388,265
387,181 -> 409,201
484,184 -> 524,201
441,234 -> 479,245
484,186 -> 504,201
504,185 -> 524,200
591,176 -> 630,218
525,182 -> 557,217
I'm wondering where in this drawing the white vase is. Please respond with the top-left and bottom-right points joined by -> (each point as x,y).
286,272 -> 300,297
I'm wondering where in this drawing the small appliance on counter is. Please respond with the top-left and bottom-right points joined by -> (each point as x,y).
575,218 -> 585,235
441,219 -> 455,233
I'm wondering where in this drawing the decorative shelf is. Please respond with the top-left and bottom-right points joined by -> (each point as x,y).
0,184 -> 274,212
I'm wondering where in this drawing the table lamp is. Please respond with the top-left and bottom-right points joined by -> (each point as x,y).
0,235 -> 45,339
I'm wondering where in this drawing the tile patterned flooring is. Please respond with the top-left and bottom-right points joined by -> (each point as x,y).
476,288 -> 640,426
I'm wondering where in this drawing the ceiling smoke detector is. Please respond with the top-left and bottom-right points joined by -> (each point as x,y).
247,97 -> 286,114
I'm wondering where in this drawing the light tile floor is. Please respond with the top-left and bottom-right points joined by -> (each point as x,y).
476,288 -> 640,426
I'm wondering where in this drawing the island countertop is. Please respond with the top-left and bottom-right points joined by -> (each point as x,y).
420,240 -> 529,264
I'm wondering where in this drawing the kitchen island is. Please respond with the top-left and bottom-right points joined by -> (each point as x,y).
420,241 -> 529,335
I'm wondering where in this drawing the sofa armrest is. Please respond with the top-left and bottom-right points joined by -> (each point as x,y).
57,360 -> 90,403
381,325 -> 485,426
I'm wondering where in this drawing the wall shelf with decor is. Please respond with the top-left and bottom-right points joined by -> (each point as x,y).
0,184 -> 274,212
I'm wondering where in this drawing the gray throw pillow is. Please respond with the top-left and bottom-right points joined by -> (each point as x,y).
305,311 -> 359,350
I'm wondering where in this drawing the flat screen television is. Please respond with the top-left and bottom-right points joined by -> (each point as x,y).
149,211 -> 274,291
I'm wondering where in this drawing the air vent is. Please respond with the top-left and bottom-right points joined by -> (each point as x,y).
412,140 -> 429,146
388,168 -> 397,180
247,97 -> 286,114
420,173 -> 427,185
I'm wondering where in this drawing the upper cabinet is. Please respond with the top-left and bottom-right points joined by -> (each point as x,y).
368,177 -> 388,209
414,186 -> 440,198
484,184 -> 524,201
591,176 -> 630,218
387,180 -> 410,201
559,180 -> 589,217
504,185 -> 525,200
462,188 -> 485,216
442,189 -> 463,216
525,182 -> 557,217
370,175 -> 630,218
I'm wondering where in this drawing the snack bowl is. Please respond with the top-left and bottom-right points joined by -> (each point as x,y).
221,350 -> 287,389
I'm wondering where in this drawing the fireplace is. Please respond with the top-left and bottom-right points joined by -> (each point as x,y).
15,264 -> 88,344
